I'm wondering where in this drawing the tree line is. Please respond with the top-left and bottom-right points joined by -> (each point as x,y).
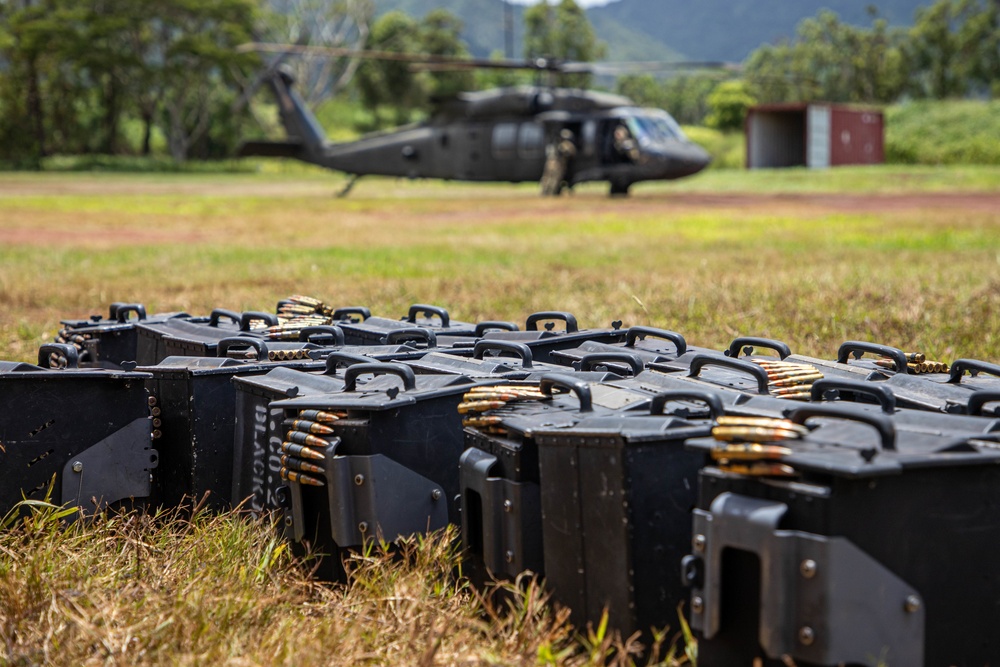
1,0 -> 996,165
620,0 -> 1000,129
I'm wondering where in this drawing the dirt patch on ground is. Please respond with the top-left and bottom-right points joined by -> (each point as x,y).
2,178 -> 998,248
658,192 -> 1000,214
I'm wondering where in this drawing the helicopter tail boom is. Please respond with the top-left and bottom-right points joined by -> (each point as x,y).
263,67 -> 330,163
237,140 -> 307,159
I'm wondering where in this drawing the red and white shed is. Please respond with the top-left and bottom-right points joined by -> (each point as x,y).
745,104 -> 884,169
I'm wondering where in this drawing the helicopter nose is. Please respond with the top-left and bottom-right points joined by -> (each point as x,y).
680,143 -> 712,176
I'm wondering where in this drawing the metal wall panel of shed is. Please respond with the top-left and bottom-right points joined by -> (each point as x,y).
807,105 -> 831,168
747,110 -> 806,168
830,108 -> 884,165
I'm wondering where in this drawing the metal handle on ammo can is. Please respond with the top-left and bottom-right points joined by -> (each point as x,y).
788,404 -> 897,452
108,302 -> 127,320
967,391 -> 1000,417
837,341 -> 909,374
810,378 -> 897,414
576,351 -> 644,376
687,354 -> 771,395
525,311 -> 579,332
208,308 -> 241,327
725,336 -> 792,360
299,325 -> 345,345
343,362 -> 417,392
331,306 -> 371,322
474,320 -> 520,335
217,336 -> 268,359
383,327 -> 437,347
406,304 -> 450,328
240,311 -> 279,331
38,343 -> 80,369
948,359 -> 1000,384
624,326 -> 687,355
114,303 -> 147,323
539,373 -> 593,412
649,390 -> 724,419
323,351 -> 372,375
473,340 -> 533,368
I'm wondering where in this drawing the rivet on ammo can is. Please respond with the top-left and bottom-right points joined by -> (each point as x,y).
693,534 -> 706,552
799,626 -> 815,646
354,474 -> 365,486
72,461 -> 83,473
358,521 -> 368,533
905,595 -> 922,613
505,550 -> 515,563
800,559 -> 817,578
431,489 -> 442,501
503,499 -> 513,512
691,596 -> 704,614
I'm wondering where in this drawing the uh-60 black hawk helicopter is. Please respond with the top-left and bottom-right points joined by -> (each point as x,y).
238,46 -> 720,196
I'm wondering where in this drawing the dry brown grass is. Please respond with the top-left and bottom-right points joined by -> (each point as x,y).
1,170 -> 999,665
1,172 -> 998,363
0,501 -> 689,666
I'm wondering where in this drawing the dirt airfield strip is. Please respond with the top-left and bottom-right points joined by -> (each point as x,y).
2,175 -> 1000,249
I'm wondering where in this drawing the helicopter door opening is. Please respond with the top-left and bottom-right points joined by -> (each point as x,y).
600,118 -> 636,165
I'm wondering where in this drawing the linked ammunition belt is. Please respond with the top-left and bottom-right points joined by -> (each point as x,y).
52,326 -> 98,366
709,415 -> 804,477
265,295 -> 336,341
874,352 -> 949,374
750,359 -> 824,400
278,409 -> 346,487
267,349 -> 320,361
458,384 -> 551,435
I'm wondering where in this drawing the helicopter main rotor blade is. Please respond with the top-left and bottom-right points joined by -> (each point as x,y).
238,42 -> 542,69
569,61 -> 744,75
238,42 -> 742,76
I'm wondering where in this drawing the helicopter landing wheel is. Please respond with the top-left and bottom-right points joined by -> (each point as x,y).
609,180 -> 631,197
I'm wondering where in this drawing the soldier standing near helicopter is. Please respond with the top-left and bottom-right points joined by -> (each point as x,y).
540,129 -> 577,196
613,123 -> 640,162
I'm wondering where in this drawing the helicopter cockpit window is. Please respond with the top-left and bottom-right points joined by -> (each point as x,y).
625,111 -> 689,144
517,122 -> 545,159
492,123 -> 517,159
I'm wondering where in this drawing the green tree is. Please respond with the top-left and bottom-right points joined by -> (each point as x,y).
257,0 -> 373,110
354,11 -> 424,127
957,0 -> 1000,96
523,0 -> 606,88
906,0 -> 1000,98
617,73 -> 720,125
0,0 -> 259,163
704,80 -> 756,130
906,0 -> 964,98
0,0 -> 76,162
744,10 -> 908,105
475,50 -> 532,89
152,0 -> 260,160
418,8 -> 474,101
353,8 -> 472,128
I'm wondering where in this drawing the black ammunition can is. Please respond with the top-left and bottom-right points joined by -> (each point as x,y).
0,344 -> 156,518
684,403 -> 1000,667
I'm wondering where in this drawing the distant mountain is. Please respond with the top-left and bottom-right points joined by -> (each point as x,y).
374,0 -> 931,62
588,0 -> 930,61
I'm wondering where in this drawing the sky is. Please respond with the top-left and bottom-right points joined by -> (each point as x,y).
505,0 -> 617,6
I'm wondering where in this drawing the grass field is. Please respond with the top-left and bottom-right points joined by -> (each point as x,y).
1,165 -> 999,665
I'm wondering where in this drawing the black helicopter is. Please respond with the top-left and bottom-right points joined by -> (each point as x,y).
238,49 -> 716,196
